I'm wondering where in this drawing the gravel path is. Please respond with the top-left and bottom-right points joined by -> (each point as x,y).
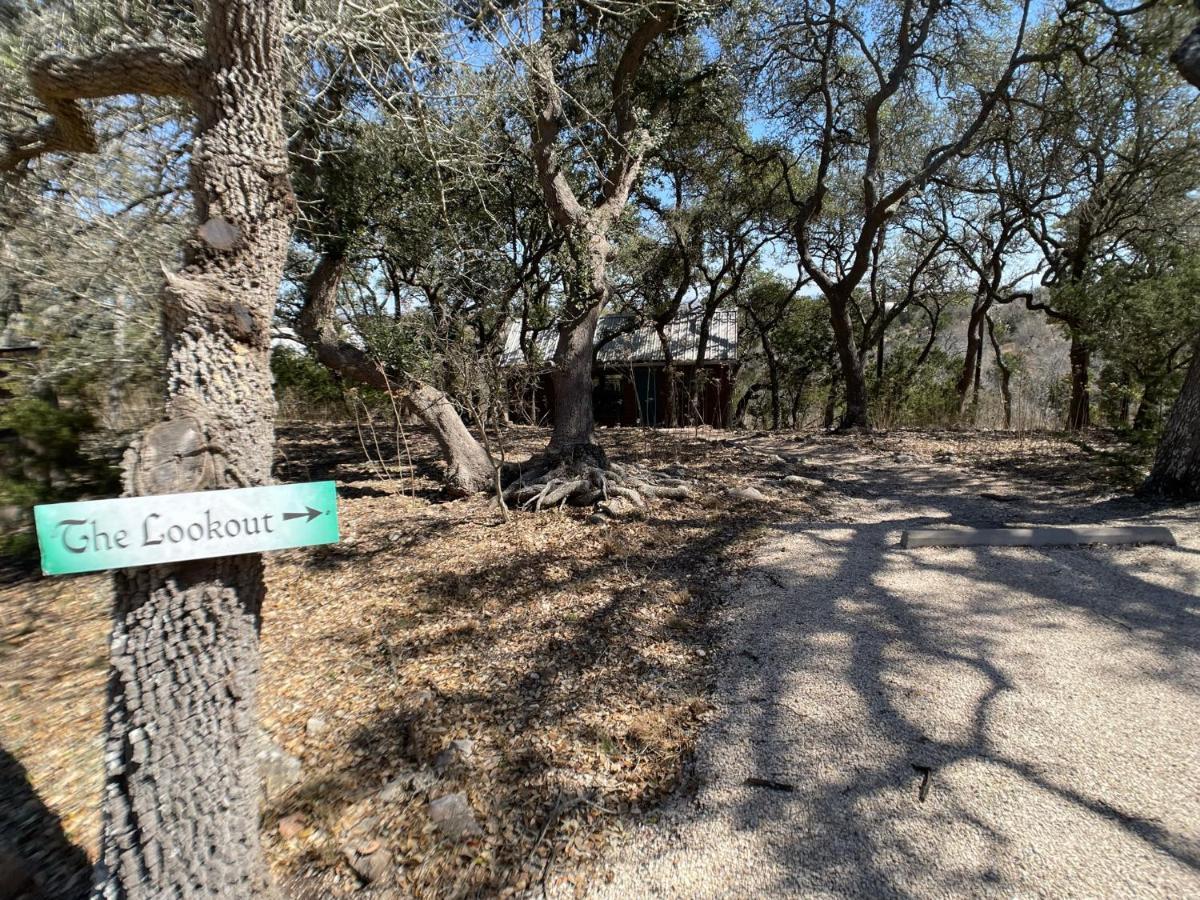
581,441 -> 1200,899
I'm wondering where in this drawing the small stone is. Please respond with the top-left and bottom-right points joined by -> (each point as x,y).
410,769 -> 440,793
378,775 -> 411,803
305,715 -> 328,737
428,792 -> 482,839
781,475 -> 825,490
256,732 -> 301,800
343,842 -> 392,884
435,738 -> 476,771
278,812 -> 307,840
729,486 -> 769,502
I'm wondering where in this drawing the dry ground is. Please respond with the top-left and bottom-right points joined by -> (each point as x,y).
572,433 -> 1200,899
1,424 -> 814,898
0,426 -> 1184,898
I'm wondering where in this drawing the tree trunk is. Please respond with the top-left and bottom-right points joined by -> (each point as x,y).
823,372 -> 839,430
96,2 -> 291,895
1067,333 -> 1091,430
686,308 -> 716,427
971,337 -> 984,423
547,229 -> 606,461
654,323 -> 679,427
792,374 -> 811,429
955,292 -> 988,416
1143,341 -> 1200,499
406,383 -> 495,496
762,332 -> 781,430
987,314 -> 1012,429
828,293 -> 869,428
549,307 -> 602,456
734,383 -> 764,428
1132,379 -> 1163,433
296,249 -> 493,495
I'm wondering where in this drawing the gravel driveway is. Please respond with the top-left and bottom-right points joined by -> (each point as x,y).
581,440 -> 1200,899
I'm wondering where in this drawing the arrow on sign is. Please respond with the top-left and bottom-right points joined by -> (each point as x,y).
283,506 -> 324,523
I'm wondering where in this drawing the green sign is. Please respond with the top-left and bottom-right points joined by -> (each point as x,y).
33,481 -> 339,576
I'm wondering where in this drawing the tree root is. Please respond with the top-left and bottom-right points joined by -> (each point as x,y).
501,458 -> 691,517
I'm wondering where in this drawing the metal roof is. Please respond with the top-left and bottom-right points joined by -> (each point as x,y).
503,308 -> 737,367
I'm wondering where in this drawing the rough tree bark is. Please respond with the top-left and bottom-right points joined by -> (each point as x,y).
3,1 -> 292,895
1132,379 -> 1162,433
1141,25 -> 1200,499
295,249 -> 494,496
956,287 -> 990,416
1143,340 -> 1200,499
828,291 -> 870,428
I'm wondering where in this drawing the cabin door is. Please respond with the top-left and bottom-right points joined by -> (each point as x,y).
634,368 -> 658,426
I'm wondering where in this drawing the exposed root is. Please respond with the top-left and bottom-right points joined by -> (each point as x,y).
502,455 -> 692,518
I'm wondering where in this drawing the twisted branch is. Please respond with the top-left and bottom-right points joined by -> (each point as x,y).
1,45 -> 202,173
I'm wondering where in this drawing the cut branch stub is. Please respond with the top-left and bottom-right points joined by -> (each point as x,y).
127,417 -> 212,495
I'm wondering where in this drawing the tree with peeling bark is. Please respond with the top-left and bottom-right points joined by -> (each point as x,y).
2,0 -> 292,894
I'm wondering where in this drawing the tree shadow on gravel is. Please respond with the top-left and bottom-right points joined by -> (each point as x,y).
703,442 -> 1200,898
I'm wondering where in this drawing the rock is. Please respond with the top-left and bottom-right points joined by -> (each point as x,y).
597,495 -> 637,518
278,812 -> 307,840
428,792 -> 482,839
729,486 -> 769,502
768,454 -> 788,466
377,777 -> 409,803
781,475 -> 825,490
343,841 -> 392,884
435,738 -> 476,771
379,768 -> 439,802
256,732 -> 301,800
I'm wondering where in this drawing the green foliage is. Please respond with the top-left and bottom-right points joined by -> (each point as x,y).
271,346 -> 343,408
871,347 -> 961,427
0,386 -> 120,560
775,296 -> 832,380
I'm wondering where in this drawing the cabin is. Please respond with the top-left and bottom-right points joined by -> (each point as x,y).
503,309 -> 738,428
